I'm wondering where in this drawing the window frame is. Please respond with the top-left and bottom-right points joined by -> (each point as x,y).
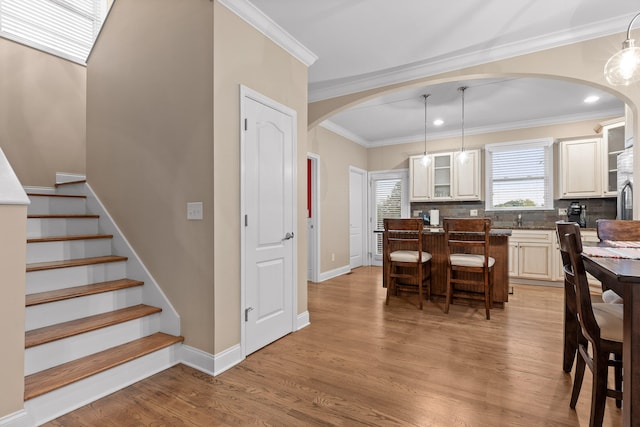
369,169 -> 409,266
484,137 -> 554,212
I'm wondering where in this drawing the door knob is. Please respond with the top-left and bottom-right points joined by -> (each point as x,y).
284,232 -> 294,240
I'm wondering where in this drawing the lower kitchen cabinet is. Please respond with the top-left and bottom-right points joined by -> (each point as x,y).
509,230 -> 554,280
552,229 -> 601,289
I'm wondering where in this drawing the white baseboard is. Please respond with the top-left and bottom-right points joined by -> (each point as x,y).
0,410 -> 33,427
318,265 -> 350,282
297,311 -> 310,330
23,186 -> 55,195
180,345 -> 216,376
213,344 -> 244,376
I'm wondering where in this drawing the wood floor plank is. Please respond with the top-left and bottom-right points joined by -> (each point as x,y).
25,332 -> 184,400
45,267 -> 622,426
26,279 -> 144,306
25,304 -> 161,348
26,255 -> 127,272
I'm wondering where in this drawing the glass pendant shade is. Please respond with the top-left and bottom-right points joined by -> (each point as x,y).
604,12 -> 640,86
604,39 -> 640,85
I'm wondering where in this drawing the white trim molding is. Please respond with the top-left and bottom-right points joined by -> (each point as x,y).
0,410 -> 32,427
217,0 -> 317,67
318,265 -> 351,282
297,311 -> 310,330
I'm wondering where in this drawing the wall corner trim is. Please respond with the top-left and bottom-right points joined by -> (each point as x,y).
216,0 -> 317,67
318,265 -> 351,282
296,311 -> 310,330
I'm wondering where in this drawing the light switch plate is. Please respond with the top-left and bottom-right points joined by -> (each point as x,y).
187,202 -> 203,220
470,209 -> 478,217
558,208 -> 567,216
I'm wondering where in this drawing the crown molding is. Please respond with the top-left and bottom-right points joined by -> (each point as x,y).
331,107 -> 624,149
308,15 -> 633,102
319,121 -> 369,147
217,0 -> 318,67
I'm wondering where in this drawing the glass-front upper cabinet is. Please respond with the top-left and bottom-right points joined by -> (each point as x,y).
433,153 -> 452,199
603,121 -> 625,196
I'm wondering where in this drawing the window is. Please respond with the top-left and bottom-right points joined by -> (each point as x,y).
0,0 -> 109,64
369,170 -> 409,265
485,138 -> 554,211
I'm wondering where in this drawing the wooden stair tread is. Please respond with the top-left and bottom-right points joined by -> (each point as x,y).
26,255 -> 127,272
27,214 -> 99,219
27,234 -> 113,243
25,304 -> 162,348
24,332 -> 184,400
55,180 -> 86,187
27,193 -> 86,199
26,279 -> 144,306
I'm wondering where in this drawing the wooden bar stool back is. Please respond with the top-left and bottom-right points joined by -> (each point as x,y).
596,219 -> 640,242
559,231 -> 623,426
383,218 -> 432,309
443,217 -> 494,319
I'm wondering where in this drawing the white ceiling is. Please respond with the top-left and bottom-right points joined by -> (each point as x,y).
247,0 -> 639,146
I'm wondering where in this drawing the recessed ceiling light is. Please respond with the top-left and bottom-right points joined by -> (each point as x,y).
433,119 -> 444,126
584,95 -> 600,103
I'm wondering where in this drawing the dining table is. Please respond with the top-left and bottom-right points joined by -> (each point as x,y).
581,244 -> 640,427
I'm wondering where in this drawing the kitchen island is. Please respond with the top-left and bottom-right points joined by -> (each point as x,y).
383,228 -> 512,306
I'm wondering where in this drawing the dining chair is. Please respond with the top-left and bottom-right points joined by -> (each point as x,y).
443,217 -> 494,319
596,218 -> 640,242
596,219 -> 640,304
383,218 -> 432,309
555,221 -> 599,373
559,231 -> 623,427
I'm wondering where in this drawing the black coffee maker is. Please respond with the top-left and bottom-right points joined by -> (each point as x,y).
567,201 -> 586,228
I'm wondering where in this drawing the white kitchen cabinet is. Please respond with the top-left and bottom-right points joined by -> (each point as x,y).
432,153 -> 453,199
409,155 -> 432,201
409,149 -> 481,202
559,138 -> 602,198
453,149 -> 481,200
509,230 -> 554,281
602,121 -> 625,197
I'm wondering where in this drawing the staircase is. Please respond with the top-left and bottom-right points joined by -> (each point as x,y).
23,180 -> 183,424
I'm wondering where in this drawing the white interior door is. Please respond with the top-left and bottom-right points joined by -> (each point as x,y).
349,166 -> 367,269
242,88 -> 296,356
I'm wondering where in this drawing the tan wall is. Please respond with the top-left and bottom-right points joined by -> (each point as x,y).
0,205 -> 26,417
213,3 -> 309,353
367,117 -> 615,171
86,0 -> 215,352
0,38 -> 86,187
308,126 -> 368,272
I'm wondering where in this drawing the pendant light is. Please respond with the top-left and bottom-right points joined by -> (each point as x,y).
604,11 -> 640,86
421,94 -> 432,166
458,86 -> 469,164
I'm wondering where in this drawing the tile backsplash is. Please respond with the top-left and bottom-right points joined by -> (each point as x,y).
411,198 -> 617,229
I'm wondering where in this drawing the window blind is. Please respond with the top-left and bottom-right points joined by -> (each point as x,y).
485,138 -> 554,211
0,0 -> 107,64
374,178 -> 402,255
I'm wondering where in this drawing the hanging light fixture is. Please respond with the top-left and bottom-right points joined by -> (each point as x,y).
421,94 -> 432,166
458,86 -> 469,164
604,11 -> 640,85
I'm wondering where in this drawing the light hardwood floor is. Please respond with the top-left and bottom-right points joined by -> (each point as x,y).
46,266 -> 621,426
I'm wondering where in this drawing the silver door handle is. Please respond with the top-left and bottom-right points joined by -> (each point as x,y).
283,232 -> 294,240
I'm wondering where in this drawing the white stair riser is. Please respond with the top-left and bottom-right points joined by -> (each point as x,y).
26,262 -> 127,294
27,217 -> 99,238
54,183 -> 86,195
24,343 -> 181,425
26,238 -> 112,263
26,287 -> 143,330
28,196 -> 86,215
25,314 -> 161,375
